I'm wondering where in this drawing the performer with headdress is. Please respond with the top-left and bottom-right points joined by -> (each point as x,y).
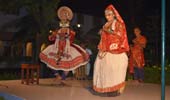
90,4 -> 129,97
39,6 -> 89,81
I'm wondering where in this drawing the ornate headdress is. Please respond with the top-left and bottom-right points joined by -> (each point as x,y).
57,6 -> 73,28
57,6 -> 73,21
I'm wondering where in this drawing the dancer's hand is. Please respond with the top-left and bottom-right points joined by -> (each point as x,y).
98,50 -> 107,59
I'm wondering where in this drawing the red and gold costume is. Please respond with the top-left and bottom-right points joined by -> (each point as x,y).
93,4 -> 129,94
98,20 -> 129,54
40,28 -> 89,71
39,6 -> 89,71
129,35 -> 147,73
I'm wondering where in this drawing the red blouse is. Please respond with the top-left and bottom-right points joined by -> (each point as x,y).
98,21 -> 129,54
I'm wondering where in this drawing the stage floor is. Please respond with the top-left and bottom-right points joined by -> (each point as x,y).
0,78 -> 170,100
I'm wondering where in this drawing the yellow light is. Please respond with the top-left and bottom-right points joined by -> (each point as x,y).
49,30 -> 53,33
77,24 -> 81,28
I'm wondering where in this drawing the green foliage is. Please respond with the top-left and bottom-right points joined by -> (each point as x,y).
0,0 -> 60,62
144,66 -> 170,85
132,59 -> 170,85
144,66 -> 161,84
0,0 -> 21,14
0,0 -> 60,35
0,97 -> 5,100
127,65 -> 170,85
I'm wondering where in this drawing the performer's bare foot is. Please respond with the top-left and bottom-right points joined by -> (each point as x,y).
65,77 -> 74,80
56,81 -> 70,87
53,74 -> 62,81
119,86 -> 125,94
57,75 -> 62,80
138,79 -> 144,83
132,80 -> 140,85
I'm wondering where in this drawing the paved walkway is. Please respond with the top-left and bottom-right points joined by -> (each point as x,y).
0,79 -> 170,100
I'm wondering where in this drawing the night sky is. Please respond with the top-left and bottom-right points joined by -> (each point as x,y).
58,0 -> 164,37
58,0 -> 161,17
58,0 -> 165,31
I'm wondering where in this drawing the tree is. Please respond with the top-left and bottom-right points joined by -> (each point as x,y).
0,0 -> 60,35
0,0 -> 60,62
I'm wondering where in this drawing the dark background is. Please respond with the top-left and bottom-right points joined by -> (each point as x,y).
58,0 -> 169,65
0,0 -> 169,78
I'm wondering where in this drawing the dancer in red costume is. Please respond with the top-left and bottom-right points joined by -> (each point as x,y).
39,6 -> 89,81
129,27 -> 147,83
89,4 -> 129,97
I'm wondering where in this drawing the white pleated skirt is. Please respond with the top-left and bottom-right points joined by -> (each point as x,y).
93,52 -> 128,93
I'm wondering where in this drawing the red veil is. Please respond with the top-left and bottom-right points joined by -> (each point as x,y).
104,4 -> 129,53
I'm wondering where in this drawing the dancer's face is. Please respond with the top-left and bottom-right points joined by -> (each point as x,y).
134,28 -> 141,37
60,11 -> 69,21
105,10 -> 115,22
